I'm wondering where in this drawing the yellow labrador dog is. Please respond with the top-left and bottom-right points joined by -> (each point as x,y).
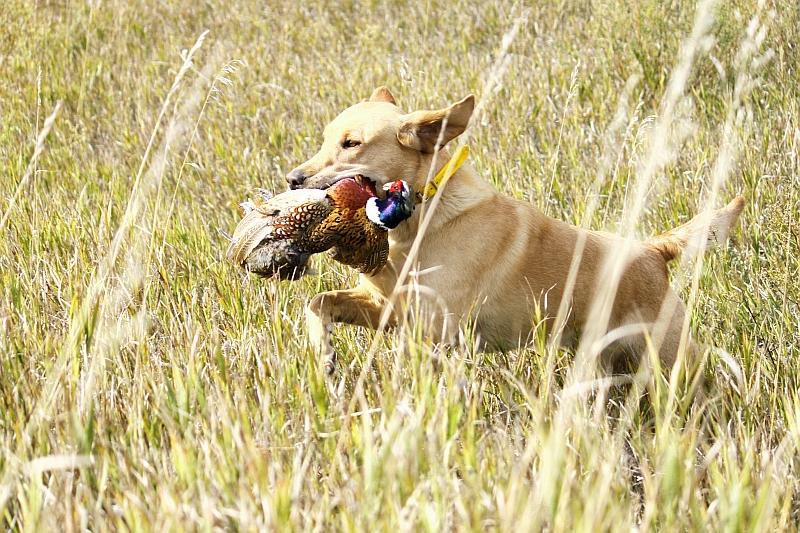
287,87 -> 743,373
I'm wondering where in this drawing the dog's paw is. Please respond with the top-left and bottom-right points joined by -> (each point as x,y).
320,333 -> 337,376
315,337 -> 337,376
323,349 -> 337,376
305,302 -> 337,375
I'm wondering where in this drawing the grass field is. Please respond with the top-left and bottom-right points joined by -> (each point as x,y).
1,0 -> 799,530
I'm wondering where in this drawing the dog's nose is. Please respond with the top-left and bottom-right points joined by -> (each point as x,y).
286,169 -> 308,189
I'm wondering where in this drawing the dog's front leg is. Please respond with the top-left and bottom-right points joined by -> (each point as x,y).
305,287 -> 395,374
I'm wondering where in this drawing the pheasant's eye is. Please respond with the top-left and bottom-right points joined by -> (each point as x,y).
342,138 -> 361,149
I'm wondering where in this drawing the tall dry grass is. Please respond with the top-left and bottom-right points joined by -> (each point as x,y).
1,0 -> 798,530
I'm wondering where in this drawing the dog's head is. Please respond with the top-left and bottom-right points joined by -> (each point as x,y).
286,87 -> 475,193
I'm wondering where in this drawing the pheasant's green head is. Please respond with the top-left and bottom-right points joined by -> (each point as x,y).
366,180 -> 415,230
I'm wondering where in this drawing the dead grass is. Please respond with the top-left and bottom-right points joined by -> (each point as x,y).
1,0 -> 799,530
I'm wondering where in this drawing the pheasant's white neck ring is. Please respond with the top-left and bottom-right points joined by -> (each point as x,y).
365,197 -> 387,230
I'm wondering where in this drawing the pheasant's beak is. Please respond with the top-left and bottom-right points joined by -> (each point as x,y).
378,181 -> 398,200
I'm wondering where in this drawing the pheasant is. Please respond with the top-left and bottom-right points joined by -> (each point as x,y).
226,176 -> 415,279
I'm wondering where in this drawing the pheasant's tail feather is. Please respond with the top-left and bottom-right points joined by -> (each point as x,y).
226,211 -> 276,265
649,196 -> 745,263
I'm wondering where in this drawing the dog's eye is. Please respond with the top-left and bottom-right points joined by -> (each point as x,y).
342,139 -> 361,149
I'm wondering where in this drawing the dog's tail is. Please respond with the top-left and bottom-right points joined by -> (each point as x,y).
649,196 -> 745,263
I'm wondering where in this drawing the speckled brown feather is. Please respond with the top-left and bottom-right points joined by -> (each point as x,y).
225,188 -> 329,266
326,209 -> 390,274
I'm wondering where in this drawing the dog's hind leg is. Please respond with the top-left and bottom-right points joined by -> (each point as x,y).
306,287 -> 395,374
613,293 -> 706,403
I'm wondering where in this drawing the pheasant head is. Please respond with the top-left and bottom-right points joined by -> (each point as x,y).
366,180 -> 415,230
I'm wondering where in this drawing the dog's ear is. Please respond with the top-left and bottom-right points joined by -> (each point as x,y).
396,95 -> 474,153
369,86 -> 397,105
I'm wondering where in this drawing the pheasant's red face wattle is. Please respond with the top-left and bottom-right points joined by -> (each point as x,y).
388,180 -> 404,194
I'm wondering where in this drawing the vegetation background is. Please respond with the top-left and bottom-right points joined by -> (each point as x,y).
1,0 -> 798,530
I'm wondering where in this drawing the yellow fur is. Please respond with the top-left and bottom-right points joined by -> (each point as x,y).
291,87 -> 744,373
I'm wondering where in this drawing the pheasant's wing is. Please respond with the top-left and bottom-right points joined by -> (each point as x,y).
272,201 -> 333,253
227,189 -> 329,265
328,209 -> 390,274
307,207 -> 352,253
226,209 -> 278,265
